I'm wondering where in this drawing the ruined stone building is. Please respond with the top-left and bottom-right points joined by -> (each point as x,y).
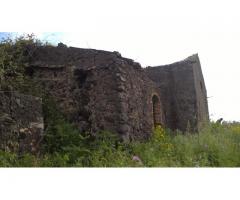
0,44 -> 209,152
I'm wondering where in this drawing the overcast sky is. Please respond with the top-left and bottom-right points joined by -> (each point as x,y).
1,0 -> 240,122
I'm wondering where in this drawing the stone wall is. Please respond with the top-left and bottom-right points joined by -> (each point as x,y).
0,44 -> 210,155
145,54 -> 209,132
190,55 -> 209,130
23,44 -> 208,139
0,91 -> 43,154
26,45 -> 165,141
116,61 -> 165,140
27,46 -> 125,137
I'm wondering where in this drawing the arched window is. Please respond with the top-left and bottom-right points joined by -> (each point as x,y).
152,95 -> 161,127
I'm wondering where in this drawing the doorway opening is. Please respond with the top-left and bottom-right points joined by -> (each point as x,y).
152,94 -> 161,127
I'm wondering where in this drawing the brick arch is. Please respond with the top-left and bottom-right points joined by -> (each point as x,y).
151,93 -> 162,127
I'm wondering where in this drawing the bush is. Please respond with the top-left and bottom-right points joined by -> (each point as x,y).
1,121 -> 240,167
0,34 -> 50,95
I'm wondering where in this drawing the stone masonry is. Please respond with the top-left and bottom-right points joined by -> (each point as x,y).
145,54 -> 209,132
0,44 -> 209,151
0,91 -> 43,154
25,44 -> 209,140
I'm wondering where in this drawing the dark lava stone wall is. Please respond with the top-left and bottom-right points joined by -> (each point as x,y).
0,91 -> 43,154
117,61 -> 165,141
190,55 -> 209,129
145,54 -> 209,132
27,45 -> 165,141
27,46 -> 122,135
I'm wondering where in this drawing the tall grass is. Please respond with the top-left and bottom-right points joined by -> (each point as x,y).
0,121 -> 240,167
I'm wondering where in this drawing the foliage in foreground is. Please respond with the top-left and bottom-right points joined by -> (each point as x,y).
0,121 -> 240,167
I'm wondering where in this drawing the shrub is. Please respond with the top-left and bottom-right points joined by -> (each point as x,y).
0,115 -> 240,167
0,34 -> 50,95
